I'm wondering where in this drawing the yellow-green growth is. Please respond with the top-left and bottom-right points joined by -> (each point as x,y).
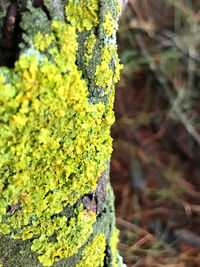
65,0 -> 99,31
113,53 -> 124,84
31,210 -> 96,266
0,19 -> 115,266
103,11 -> 115,36
34,32 -> 53,51
76,234 -> 106,267
110,228 -> 120,267
95,6 -> 123,94
95,46 -> 115,90
95,45 -> 122,94
117,0 -> 121,16
0,0 -> 123,266
84,34 -> 96,65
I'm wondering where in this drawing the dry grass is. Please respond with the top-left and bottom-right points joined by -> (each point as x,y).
111,0 -> 200,266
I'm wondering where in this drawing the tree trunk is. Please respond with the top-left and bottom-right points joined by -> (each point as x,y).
0,0 -> 123,266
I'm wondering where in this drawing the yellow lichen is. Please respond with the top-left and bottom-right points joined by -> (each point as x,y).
31,210 -> 96,266
95,46 -> 115,89
0,224 -> 10,234
113,52 -> 124,84
110,228 -> 120,267
117,0 -> 121,15
34,32 -> 53,51
0,75 -> 5,84
0,19 -> 113,266
65,0 -> 99,32
84,33 -> 96,65
103,11 -> 115,36
95,45 -> 123,94
76,234 -> 106,267
0,1 -> 123,266
95,42 -> 123,94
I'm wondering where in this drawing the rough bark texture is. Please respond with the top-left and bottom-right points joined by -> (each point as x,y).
0,0 -> 123,266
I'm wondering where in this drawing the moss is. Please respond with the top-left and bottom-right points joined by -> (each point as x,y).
76,234 -> 106,267
65,0 -> 99,32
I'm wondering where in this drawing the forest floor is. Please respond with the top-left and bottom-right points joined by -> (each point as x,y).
110,1 -> 200,266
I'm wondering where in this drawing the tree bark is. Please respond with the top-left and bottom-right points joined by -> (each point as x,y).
0,0 -> 123,266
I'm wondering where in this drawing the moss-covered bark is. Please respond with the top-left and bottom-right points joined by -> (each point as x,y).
0,0 -> 123,266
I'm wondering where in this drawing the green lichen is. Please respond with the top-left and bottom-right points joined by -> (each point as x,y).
103,11 -> 115,36
65,0 -> 99,32
76,234 -> 106,267
84,34 -> 96,65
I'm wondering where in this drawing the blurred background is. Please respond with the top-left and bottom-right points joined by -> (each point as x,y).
111,0 -> 200,266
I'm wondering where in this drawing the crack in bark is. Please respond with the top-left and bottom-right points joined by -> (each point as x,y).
0,1 -> 20,67
82,171 -> 107,214
33,0 -> 51,21
0,0 -> 53,67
